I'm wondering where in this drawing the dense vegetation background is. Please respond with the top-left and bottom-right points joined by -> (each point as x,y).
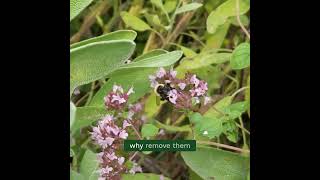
70,0 -> 250,179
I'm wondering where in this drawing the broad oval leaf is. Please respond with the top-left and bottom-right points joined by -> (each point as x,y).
120,11 -> 151,31
141,124 -> 159,138
204,96 -> 233,118
196,117 -> 223,139
182,146 -> 250,180
178,52 -> 231,71
223,101 -> 249,119
134,49 -> 168,62
122,173 -> 171,180
230,42 -> 250,69
164,0 -> 178,13
145,14 -> 165,29
80,149 -> 99,180
119,51 -> 182,69
70,30 -> 137,49
70,170 -> 85,180
70,0 -> 94,21
206,0 -> 250,34
71,106 -> 107,133
175,3 -> 203,14
70,40 -> 136,95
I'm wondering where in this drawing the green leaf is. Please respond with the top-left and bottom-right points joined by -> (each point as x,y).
70,40 -> 136,95
189,112 -> 203,124
204,21 -> 231,50
181,146 -> 250,180
174,44 -> 197,58
223,101 -> 249,119
151,0 -> 168,14
194,116 -> 223,139
230,15 -> 249,26
71,106 -> 107,133
134,49 -> 168,61
119,51 -> 183,69
120,11 -> 151,31
189,168 -> 203,180
145,14 -> 165,29
141,124 -> 159,138
80,149 -> 99,180
90,68 -> 156,107
223,121 -> 239,143
177,52 -> 231,73
164,0 -> 178,13
70,30 -> 137,49
70,102 -> 76,129
204,96 -> 233,118
70,170 -> 85,180
207,0 -> 250,34
155,121 -> 192,133
70,0 -> 94,21
175,3 -> 203,14
122,173 -> 171,180
230,42 -> 250,69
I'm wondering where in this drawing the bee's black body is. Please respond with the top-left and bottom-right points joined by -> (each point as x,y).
156,83 -> 174,101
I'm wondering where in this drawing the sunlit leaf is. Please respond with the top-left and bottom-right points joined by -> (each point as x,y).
70,0 -> 94,21
70,40 -> 136,95
175,3 -> 203,14
141,124 -> 160,138
120,11 -> 151,31
70,30 -> 137,49
230,42 -> 250,69
207,0 -> 250,34
181,146 -> 250,180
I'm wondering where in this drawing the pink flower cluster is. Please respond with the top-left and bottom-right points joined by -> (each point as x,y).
104,85 -> 134,110
149,68 -> 211,109
91,114 -> 129,179
91,84 -> 144,179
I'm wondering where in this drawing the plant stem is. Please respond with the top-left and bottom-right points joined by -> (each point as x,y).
231,86 -> 250,99
197,140 -> 250,153
143,31 -> 156,53
85,82 -> 95,106
239,116 -> 247,146
236,0 -> 250,40
235,122 -> 250,135
172,114 -> 186,126
127,119 -> 142,140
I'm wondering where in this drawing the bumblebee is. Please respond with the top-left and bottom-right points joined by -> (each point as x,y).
154,83 -> 174,101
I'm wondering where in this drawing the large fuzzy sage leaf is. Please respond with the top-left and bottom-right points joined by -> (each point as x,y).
70,30 -> 137,49
71,106 -> 107,133
80,149 -> 99,180
70,40 -> 136,95
182,146 -> 249,180
70,0 -> 94,21
90,51 -> 182,107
